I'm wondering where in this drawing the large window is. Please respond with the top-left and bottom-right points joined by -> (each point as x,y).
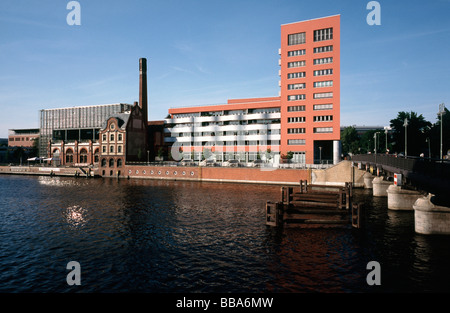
287,116 -> 306,123
314,28 -> 333,42
314,92 -> 333,99
288,49 -> 306,57
288,83 -> 306,90
288,32 -> 306,45
287,72 -> 306,79
314,127 -> 333,133
287,94 -> 306,101
65,149 -> 73,164
288,139 -> 306,145
287,128 -> 306,134
314,45 -> 333,53
313,115 -> 333,122
313,103 -> 333,110
288,61 -> 305,68
314,69 -> 333,76
79,148 -> 88,163
313,57 -> 333,65
313,81 -> 333,88
287,105 -> 305,112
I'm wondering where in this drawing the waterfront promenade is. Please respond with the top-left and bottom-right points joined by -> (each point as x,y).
0,160 -> 364,187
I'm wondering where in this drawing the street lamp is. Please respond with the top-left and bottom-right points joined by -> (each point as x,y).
384,126 -> 391,153
403,118 -> 409,157
373,132 -> 378,154
438,103 -> 446,160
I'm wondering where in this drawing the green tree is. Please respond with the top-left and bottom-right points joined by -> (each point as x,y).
359,129 -> 383,154
31,137 -> 39,157
340,126 -> 360,155
429,107 -> 449,158
389,111 -> 432,156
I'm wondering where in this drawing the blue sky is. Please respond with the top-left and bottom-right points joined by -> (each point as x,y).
1,0 -> 449,138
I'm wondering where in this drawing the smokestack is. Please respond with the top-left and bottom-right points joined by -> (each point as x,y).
139,58 -> 148,123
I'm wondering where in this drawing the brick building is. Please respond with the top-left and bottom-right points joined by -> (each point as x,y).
165,15 -> 341,164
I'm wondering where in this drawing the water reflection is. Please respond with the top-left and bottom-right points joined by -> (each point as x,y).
1,175 -> 450,292
65,205 -> 87,228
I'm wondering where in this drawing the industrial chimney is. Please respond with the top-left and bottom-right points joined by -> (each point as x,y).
139,58 -> 148,124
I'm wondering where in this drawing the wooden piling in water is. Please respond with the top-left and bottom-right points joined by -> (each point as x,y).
266,180 -> 362,229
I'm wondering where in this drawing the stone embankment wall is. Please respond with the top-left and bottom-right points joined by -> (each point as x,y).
311,160 -> 365,187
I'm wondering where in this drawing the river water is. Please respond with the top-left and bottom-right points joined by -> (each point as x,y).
1,174 -> 449,293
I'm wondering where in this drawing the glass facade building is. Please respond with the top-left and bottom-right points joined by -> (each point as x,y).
39,103 -> 133,157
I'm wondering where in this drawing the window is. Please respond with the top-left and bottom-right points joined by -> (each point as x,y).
288,139 -> 306,145
313,57 -> 333,65
292,152 -> 306,163
101,159 -> 107,167
118,145 -> 122,153
313,81 -> 333,88
118,134 -> 123,141
314,92 -> 333,99
314,45 -> 333,53
314,69 -> 333,76
313,115 -> 333,122
109,158 -> 114,167
314,127 -> 333,133
110,146 -> 114,153
314,28 -> 333,42
288,49 -> 306,57
102,134 -> 106,141
287,72 -> 306,79
288,32 -> 306,45
117,159 -> 122,167
288,60 -> 305,68
287,128 -> 306,134
287,116 -> 306,123
65,149 -> 73,164
287,94 -> 306,101
313,103 -> 333,110
110,134 -> 114,141
288,83 -> 306,90
79,149 -> 87,163
102,145 -> 107,153
287,105 -> 305,112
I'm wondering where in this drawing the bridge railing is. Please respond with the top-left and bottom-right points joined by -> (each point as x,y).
351,154 -> 450,178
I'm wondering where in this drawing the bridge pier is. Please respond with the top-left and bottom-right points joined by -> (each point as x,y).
413,194 -> 450,235
363,172 -> 374,189
386,185 -> 422,211
372,176 -> 393,197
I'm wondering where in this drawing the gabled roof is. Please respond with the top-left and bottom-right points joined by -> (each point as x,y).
102,112 -> 131,130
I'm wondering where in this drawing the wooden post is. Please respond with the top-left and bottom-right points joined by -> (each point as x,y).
352,203 -> 363,228
266,201 -> 277,227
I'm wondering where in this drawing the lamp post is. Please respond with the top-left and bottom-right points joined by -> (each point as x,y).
319,146 -> 322,164
426,137 -> 431,158
403,118 -> 409,157
374,132 -> 380,163
438,103 -> 446,160
373,132 -> 378,154
384,126 -> 391,153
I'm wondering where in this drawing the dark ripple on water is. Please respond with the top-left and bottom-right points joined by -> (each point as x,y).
1,175 -> 450,293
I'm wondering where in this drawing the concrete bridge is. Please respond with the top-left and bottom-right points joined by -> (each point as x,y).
352,154 -> 450,205
352,154 -> 450,235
